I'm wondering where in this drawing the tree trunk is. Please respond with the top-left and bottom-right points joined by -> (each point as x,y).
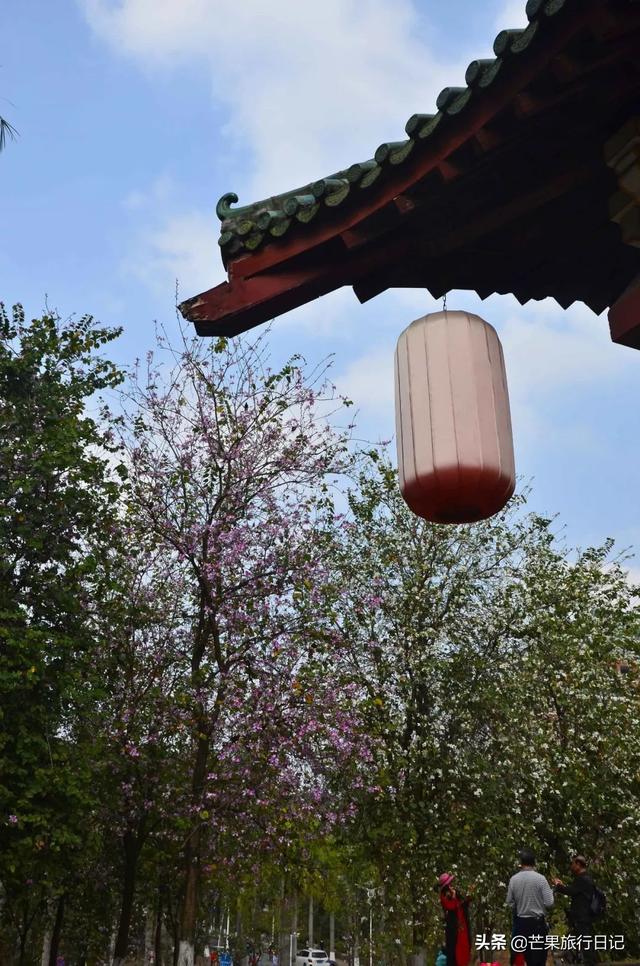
109,923 -> 118,963
145,907 -> 155,964
329,913 -> 335,962
308,896 -> 313,949
18,928 -> 29,966
177,938 -> 196,966
0,884 -> 9,966
41,900 -> 55,966
41,927 -> 53,966
173,909 -> 181,966
113,828 -> 143,966
235,893 -> 245,966
290,892 -> 297,966
177,733 -> 210,966
48,894 -> 66,966
155,889 -> 164,966
279,890 -> 292,966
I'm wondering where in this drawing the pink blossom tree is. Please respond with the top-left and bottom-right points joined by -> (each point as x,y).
118,329 -> 361,966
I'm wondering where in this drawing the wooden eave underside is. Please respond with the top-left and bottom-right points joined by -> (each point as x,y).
180,0 -> 640,337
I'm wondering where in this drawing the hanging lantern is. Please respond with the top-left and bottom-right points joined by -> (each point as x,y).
394,310 -> 515,524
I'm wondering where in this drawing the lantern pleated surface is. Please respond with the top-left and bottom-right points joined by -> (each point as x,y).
394,310 -> 515,524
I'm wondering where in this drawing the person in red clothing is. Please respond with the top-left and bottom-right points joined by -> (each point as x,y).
438,873 -> 473,966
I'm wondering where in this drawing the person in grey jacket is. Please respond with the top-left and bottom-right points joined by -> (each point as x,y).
507,849 -> 554,966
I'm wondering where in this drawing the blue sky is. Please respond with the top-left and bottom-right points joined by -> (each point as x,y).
2,0 -> 639,569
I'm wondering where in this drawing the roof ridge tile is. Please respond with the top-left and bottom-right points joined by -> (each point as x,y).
213,0 -> 576,257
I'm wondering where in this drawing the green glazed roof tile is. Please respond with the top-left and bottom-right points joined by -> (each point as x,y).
255,209 -> 279,230
296,202 -> 321,224
214,0 -> 576,259
347,160 -> 378,183
236,218 -> 256,237
526,0 -> 545,16
478,58 -> 503,88
388,139 -> 416,165
270,218 -> 292,238
405,113 -> 435,136
375,140 -> 412,164
465,60 -> 495,86
325,181 -> 351,206
436,87 -> 468,111
243,233 -> 265,251
283,194 -> 316,216
511,21 -> 539,52
359,164 -> 383,189
545,0 -> 569,15
493,28 -> 526,56
417,112 -> 443,139
312,177 -> 349,199
445,88 -> 473,115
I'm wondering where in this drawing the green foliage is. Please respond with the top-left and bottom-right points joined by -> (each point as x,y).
325,459 -> 640,955
0,114 -> 18,152
2,309 -> 640,964
0,304 -> 124,957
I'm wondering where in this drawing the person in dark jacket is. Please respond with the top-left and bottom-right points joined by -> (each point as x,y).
552,855 -> 596,965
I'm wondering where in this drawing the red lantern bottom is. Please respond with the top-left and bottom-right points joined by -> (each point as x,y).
401,463 -> 515,524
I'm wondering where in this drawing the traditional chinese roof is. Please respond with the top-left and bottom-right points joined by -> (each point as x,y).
179,0 -> 640,347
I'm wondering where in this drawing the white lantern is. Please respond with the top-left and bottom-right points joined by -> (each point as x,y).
394,310 -> 515,523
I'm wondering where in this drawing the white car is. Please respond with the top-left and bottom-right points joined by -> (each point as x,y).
295,949 -> 330,966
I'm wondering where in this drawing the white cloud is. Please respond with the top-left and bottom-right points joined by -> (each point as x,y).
625,565 -> 640,586
82,0 -> 476,316
125,209 -> 223,300
501,300 -> 623,393
276,286 -> 360,340
121,173 -> 174,211
80,0 -> 465,199
337,344 -> 395,415
496,298 -> 636,443
493,0 -> 529,29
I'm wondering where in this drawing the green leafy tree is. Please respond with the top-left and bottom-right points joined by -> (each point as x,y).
488,539 -> 640,945
0,304 -> 124,962
325,459 -> 640,960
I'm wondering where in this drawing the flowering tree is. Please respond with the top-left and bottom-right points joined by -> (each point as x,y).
4,306 -> 639,966
484,539 -> 640,942
86,544 -> 192,966
118,329 -> 361,966
323,459 -> 640,961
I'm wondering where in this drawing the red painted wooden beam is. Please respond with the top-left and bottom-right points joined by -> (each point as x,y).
181,234 -> 416,337
609,274 -> 640,349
